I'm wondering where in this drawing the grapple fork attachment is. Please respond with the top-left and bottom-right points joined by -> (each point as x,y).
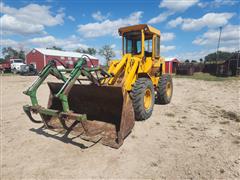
45,83 -> 135,148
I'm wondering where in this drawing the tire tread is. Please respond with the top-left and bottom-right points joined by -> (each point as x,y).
131,78 -> 155,121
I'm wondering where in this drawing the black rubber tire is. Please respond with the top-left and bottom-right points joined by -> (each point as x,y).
156,74 -> 173,104
131,78 -> 155,121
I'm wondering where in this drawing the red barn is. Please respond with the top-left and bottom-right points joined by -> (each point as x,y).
26,48 -> 99,72
165,57 -> 179,74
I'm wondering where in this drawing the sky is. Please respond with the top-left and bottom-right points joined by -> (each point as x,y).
0,0 -> 239,63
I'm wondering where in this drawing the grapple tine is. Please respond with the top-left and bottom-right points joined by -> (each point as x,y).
23,105 -> 42,123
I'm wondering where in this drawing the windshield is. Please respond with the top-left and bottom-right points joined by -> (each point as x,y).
123,31 -> 142,55
144,39 -> 152,57
13,59 -> 23,63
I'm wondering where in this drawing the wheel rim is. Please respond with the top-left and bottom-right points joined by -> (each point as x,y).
144,88 -> 152,110
166,82 -> 172,98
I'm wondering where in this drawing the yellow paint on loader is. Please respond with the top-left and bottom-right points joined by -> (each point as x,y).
107,24 -> 165,91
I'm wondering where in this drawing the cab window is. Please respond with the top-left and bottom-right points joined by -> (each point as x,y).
144,39 -> 152,57
155,36 -> 160,57
123,31 -> 142,55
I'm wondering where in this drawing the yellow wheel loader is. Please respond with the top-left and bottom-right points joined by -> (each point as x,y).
23,24 -> 173,148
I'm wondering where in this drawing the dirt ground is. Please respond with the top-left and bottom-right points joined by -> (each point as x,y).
1,75 -> 240,179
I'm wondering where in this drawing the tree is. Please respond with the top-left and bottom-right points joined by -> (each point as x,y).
2,47 -> 25,60
47,46 -> 63,51
199,58 -> 203,63
75,47 -> 97,55
2,47 -> 18,59
75,48 -> 86,53
204,51 -> 232,62
98,45 -> 115,64
86,48 -> 97,55
18,50 -> 25,60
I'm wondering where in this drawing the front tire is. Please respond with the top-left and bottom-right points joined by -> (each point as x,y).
131,78 -> 155,121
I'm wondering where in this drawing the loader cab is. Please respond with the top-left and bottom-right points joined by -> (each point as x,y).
119,24 -> 161,59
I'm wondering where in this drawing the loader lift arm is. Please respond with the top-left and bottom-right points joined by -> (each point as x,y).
23,60 -> 68,124
23,60 -> 67,106
55,57 -> 112,112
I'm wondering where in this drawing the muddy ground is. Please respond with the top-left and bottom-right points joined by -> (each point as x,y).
1,75 -> 240,179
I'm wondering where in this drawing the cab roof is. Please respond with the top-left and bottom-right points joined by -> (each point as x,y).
118,24 -> 160,36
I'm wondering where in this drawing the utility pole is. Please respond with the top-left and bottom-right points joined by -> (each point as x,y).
216,26 -> 222,74
237,50 -> 240,75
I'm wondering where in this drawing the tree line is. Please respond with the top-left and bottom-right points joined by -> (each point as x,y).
204,51 -> 239,62
184,51 -> 239,63
1,47 -> 25,62
1,46 -> 238,64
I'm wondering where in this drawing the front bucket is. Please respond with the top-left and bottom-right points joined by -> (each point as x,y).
44,82 -> 135,148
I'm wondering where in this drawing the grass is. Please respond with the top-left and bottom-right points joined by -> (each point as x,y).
1,72 -> 18,76
174,72 -> 240,81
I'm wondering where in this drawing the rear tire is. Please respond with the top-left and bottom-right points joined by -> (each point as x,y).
156,74 -> 173,104
131,78 -> 155,121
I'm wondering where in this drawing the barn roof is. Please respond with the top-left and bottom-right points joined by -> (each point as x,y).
34,48 -> 98,60
165,57 -> 179,63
